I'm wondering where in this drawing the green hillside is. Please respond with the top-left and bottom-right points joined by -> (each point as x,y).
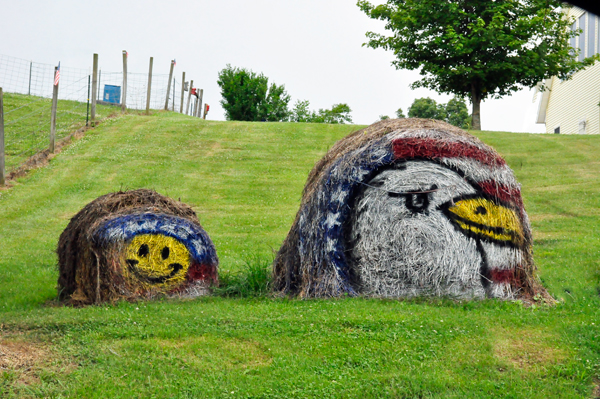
1,92 -> 116,172
0,111 -> 599,398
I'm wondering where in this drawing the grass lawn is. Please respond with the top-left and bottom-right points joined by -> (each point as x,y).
1,92 -> 116,172
0,110 -> 598,398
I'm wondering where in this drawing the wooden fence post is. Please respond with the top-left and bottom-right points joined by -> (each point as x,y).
0,88 -> 5,186
50,66 -> 59,153
146,57 -> 153,115
164,60 -> 174,110
91,53 -> 98,126
186,79 -> 193,115
180,72 -> 185,113
121,50 -> 127,112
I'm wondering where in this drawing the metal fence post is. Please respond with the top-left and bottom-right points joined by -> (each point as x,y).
91,54 -> 98,126
50,66 -> 59,153
0,88 -> 5,186
180,72 -> 185,113
86,75 -> 90,126
121,50 -> 128,112
186,79 -> 193,115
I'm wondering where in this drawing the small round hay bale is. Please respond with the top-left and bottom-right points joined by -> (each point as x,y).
273,118 -> 550,301
57,189 -> 218,304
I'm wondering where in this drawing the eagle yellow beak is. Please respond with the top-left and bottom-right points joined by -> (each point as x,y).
443,197 -> 524,246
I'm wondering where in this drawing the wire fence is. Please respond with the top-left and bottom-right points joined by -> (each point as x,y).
0,54 -> 203,182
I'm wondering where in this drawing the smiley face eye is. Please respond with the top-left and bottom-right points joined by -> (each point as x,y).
474,206 -> 487,215
161,246 -> 170,260
138,244 -> 149,257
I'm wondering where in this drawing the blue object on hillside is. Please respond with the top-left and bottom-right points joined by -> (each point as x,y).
103,85 -> 121,104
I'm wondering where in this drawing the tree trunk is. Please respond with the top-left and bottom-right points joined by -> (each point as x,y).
470,82 -> 482,131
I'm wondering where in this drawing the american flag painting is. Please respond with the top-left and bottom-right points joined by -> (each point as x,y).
54,62 -> 60,86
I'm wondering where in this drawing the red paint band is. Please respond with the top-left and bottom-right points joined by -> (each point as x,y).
188,261 -> 217,283
478,180 -> 524,210
392,138 -> 506,167
490,269 -> 515,284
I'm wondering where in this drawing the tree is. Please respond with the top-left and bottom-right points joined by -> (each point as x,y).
357,0 -> 598,130
290,102 -> 354,124
379,115 -> 390,121
217,65 -> 290,121
405,96 -> 471,128
395,108 -> 405,118
445,97 -> 471,129
407,97 -> 446,120
313,103 -> 353,124
290,100 -> 313,122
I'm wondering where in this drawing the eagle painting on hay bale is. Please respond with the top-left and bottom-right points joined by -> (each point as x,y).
274,118 -> 550,302
58,189 -> 218,304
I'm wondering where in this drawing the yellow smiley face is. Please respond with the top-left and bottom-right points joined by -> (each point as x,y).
123,234 -> 191,290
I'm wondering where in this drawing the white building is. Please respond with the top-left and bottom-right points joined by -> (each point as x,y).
537,7 -> 600,134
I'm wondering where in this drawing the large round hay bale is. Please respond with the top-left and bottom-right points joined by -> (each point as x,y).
274,118 -> 549,301
57,189 -> 218,304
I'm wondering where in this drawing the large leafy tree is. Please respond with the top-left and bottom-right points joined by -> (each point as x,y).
357,0 -> 597,130
217,65 -> 290,122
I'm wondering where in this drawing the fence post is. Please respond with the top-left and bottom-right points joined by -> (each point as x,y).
86,75 -> 90,126
146,57 -> 153,115
186,80 -> 193,115
0,88 -> 5,186
197,89 -> 204,118
180,72 -> 185,113
28,62 -> 32,96
165,60 -> 174,110
91,53 -> 98,126
172,78 -> 176,111
122,50 -> 127,112
50,66 -> 59,153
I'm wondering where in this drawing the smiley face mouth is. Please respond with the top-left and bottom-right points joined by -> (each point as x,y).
126,259 -> 184,284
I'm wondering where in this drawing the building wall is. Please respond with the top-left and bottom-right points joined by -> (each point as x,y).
544,7 -> 600,134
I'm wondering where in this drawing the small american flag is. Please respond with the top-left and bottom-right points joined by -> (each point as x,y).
54,62 -> 60,86
173,59 -> 176,66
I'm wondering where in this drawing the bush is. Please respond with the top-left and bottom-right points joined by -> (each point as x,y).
217,65 -> 290,122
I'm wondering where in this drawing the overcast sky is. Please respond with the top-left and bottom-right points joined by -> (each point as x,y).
1,0 -> 545,132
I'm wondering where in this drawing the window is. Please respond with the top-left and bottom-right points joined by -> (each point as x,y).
588,14 -> 596,57
554,126 -> 560,134
571,21 -> 577,56
579,13 -> 586,62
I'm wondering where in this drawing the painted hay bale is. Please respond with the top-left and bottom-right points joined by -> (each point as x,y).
57,189 -> 218,304
274,118 -> 549,301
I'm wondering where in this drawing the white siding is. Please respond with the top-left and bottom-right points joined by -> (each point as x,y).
543,7 -> 600,134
